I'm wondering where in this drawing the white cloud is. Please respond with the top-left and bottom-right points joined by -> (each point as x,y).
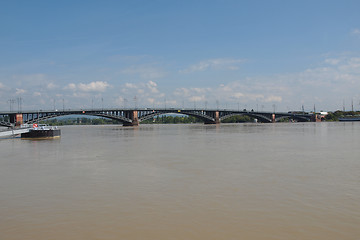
324,58 -> 341,65
78,81 -> 110,92
265,95 -> 282,103
47,83 -> 57,90
1,53 -> 358,112
232,92 -> 245,98
15,88 -> 26,95
339,57 -> 360,72
124,83 -> 137,88
8,74 -> 60,92
192,87 -> 209,94
65,81 -> 110,92
173,87 -> 210,106
117,81 -> 166,107
146,80 -> 159,93
180,58 -> 246,73
64,83 -> 77,91
123,81 -> 161,96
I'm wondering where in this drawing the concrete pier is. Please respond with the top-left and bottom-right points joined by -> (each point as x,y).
0,128 -> 30,138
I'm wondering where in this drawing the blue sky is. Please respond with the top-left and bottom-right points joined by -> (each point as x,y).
1,0 -> 360,112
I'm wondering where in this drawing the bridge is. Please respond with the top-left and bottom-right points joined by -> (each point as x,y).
0,108 -> 321,128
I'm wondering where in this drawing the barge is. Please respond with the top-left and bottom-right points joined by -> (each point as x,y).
21,124 -> 61,139
339,117 -> 360,122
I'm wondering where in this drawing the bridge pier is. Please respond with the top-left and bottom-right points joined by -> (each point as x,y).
311,114 -> 322,122
214,111 -> 220,124
204,111 -> 220,124
9,113 -> 23,127
123,110 -> 139,126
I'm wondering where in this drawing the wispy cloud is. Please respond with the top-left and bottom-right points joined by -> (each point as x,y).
108,54 -> 149,63
174,87 -> 211,104
180,58 -> 246,73
121,65 -> 166,79
118,81 -> 165,106
11,74 -> 55,89
265,95 -> 282,103
351,28 -> 360,36
1,53 -> 359,111
173,83 -> 284,108
324,58 -> 341,65
172,55 -> 360,110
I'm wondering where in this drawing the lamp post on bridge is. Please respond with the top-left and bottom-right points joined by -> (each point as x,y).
8,99 -> 16,112
17,97 -> 23,113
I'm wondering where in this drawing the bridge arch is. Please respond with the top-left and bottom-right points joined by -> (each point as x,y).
22,111 -> 133,125
219,112 -> 273,123
138,110 -> 216,124
275,115 -> 310,122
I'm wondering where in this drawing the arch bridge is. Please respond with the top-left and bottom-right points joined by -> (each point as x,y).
0,108 -> 320,128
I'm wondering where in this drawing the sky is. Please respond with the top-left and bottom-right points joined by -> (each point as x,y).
1,0 -> 360,112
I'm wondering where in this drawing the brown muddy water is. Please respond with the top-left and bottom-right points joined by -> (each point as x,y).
0,122 -> 359,240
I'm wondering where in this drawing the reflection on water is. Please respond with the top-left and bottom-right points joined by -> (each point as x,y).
1,123 -> 359,240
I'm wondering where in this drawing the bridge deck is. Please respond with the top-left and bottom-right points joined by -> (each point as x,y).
0,109 -> 316,126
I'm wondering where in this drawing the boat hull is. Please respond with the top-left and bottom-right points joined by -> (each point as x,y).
21,129 -> 61,139
339,118 -> 360,122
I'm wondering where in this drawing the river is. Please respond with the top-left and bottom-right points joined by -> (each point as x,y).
0,122 -> 359,240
